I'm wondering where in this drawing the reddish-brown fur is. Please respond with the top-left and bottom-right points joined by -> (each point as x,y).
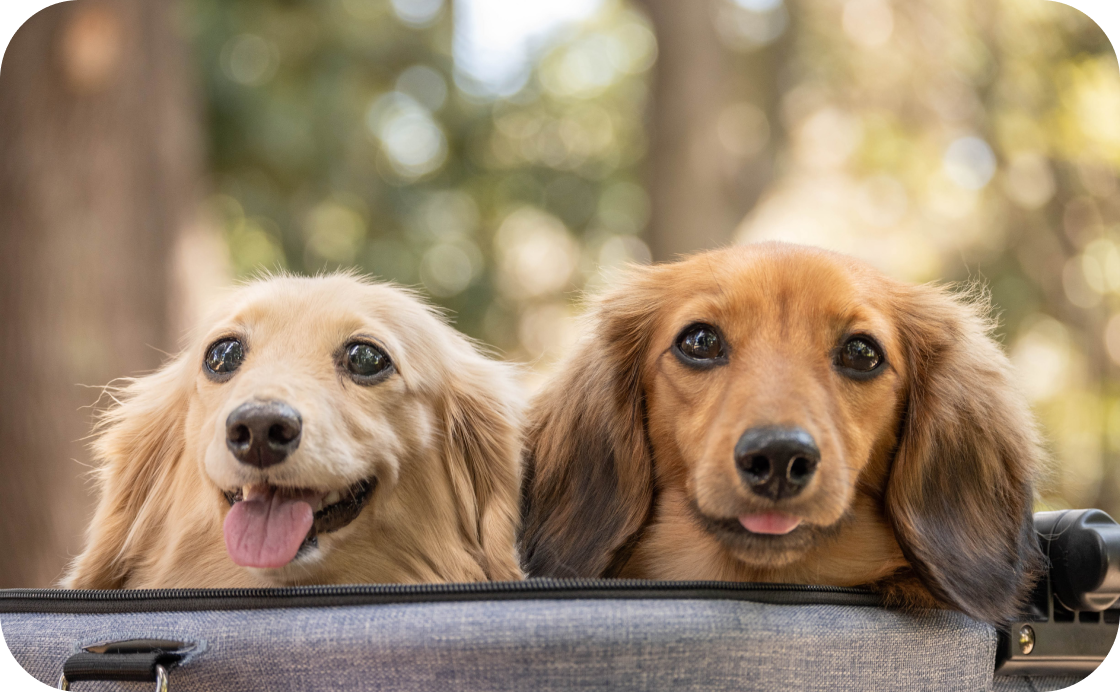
520,243 -> 1043,625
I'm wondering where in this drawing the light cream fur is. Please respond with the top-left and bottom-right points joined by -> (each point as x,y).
63,274 -> 524,589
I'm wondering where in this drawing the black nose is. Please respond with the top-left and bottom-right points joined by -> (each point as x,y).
226,400 -> 302,468
735,426 -> 820,501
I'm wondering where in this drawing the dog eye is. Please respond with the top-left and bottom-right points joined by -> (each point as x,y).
205,338 -> 245,376
676,324 -> 726,362
837,337 -> 883,373
344,342 -> 392,381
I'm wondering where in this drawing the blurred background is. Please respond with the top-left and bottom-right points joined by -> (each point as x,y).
0,0 -> 1117,587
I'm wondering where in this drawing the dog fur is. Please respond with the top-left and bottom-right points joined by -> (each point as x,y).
64,274 -> 523,589
519,243 -> 1044,625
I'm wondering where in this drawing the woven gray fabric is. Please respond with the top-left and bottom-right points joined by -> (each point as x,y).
4,599 -> 998,691
992,676 -> 1082,692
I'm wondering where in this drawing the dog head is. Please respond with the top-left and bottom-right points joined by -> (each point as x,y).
520,243 -> 1043,624
65,274 -> 523,588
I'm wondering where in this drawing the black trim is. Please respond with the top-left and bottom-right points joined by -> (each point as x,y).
0,579 -> 880,614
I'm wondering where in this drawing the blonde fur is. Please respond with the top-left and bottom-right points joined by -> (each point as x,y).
64,274 -> 523,589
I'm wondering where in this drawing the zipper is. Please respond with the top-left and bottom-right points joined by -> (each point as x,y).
0,579 -> 880,614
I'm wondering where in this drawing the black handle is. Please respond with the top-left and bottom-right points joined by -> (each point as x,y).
996,509 -> 1120,676
1035,509 -> 1120,612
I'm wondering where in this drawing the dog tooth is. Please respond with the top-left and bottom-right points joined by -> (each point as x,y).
324,490 -> 341,507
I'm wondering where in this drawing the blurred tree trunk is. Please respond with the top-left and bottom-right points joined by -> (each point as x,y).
0,0 -> 203,587
639,0 -> 785,261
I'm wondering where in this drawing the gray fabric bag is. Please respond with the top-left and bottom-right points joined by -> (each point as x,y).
0,580 -> 1104,691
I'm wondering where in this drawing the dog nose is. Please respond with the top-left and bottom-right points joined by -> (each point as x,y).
226,401 -> 302,468
735,426 -> 820,501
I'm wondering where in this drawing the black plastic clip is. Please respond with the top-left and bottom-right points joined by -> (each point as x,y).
57,638 -> 192,690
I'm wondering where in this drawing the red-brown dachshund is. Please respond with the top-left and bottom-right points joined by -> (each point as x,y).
519,243 -> 1043,625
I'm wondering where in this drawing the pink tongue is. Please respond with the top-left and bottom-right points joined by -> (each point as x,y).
739,512 -> 802,535
223,485 -> 317,569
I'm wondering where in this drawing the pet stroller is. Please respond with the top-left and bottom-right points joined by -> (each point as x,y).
1,508 -> 1116,691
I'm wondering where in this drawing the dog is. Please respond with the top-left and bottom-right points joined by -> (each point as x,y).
519,242 -> 1044,625
63,273 -> 523,589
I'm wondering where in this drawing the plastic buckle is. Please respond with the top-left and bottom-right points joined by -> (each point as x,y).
55,638 -> 190,690
58,663 -> 169,691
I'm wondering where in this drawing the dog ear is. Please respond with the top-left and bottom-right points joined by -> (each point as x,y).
440,351 -> 525,581
519,268 -> 663,578
61,355 -> 192,589
886,284 -> 1044,624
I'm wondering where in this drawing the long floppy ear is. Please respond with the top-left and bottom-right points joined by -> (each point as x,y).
61,354 -> 192,589
886,283 -> 1044,624
519,268 -> 663,578
440,350 -> 525,581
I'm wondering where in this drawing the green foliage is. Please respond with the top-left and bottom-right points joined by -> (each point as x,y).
187,0 -> 653,364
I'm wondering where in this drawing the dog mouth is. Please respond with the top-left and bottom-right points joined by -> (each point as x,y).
690,501 -> 844,563
699,511 -> 813,545
737,511 -> 802,535
221,478 -> 375,569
